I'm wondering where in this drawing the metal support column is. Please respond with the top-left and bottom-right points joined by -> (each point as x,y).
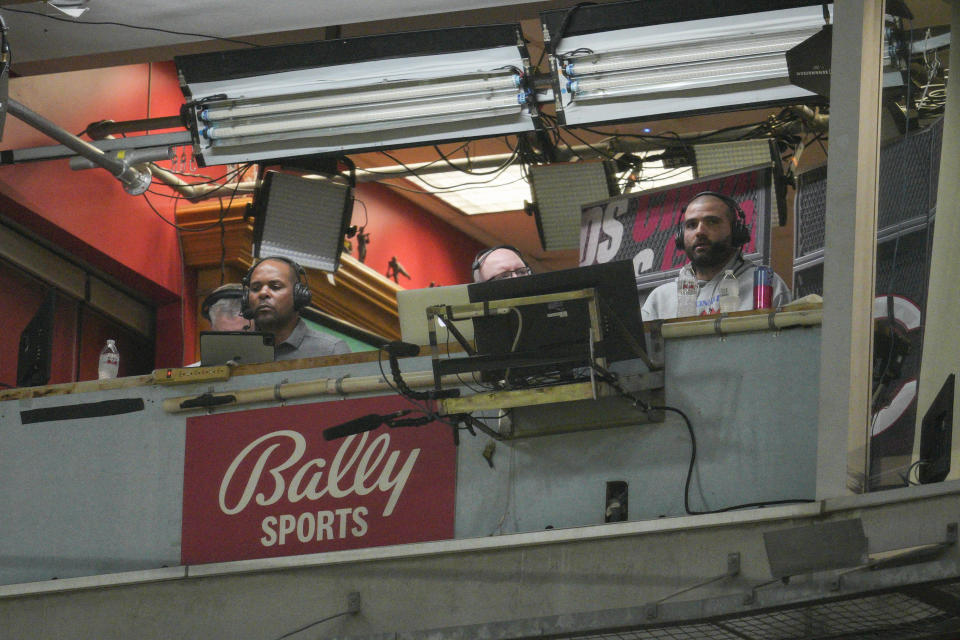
914,0 -> 960,478
816,1 -> 884,498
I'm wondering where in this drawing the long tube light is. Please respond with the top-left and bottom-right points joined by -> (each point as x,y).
202,72 -> 522,121
567,55 -> 789,100
562,29 -> 814,78
206,94 -> 525,143
200,73 -> 527,142
176,25 -> 538,166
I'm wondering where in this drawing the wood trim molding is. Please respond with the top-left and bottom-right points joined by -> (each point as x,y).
175,198 -> 400,340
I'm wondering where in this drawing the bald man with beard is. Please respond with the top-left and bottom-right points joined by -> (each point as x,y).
641,192 -> 790,320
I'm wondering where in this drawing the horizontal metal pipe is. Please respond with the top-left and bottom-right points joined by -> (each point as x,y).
7,98 -> 152,194
162,369 -> 448,414
660,307 -> 822,339
69,146 -> 173,171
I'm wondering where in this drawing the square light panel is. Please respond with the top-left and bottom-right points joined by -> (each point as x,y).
252,171 -> 353,272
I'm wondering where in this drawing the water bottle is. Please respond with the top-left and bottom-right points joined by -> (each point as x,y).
98,339 -> 120,379
718,269 -> 739,314
676,271 -> 698,318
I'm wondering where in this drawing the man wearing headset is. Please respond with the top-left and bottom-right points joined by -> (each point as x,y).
201,283 -> 251,332
472,245 -> 533,283
641,192 -> 790,321
243,256 -> 350,360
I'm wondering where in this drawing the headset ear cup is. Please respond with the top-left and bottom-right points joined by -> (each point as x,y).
293,283 -> 312,311
732,211 -> 750,248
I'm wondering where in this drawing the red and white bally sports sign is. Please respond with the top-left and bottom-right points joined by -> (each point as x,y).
182,395 -> 456,565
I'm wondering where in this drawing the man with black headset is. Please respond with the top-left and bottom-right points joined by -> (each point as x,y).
242,256 -> 350,360
641,191 -> 790,321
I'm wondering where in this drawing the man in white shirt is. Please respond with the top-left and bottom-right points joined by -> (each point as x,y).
641,191 -> 790,321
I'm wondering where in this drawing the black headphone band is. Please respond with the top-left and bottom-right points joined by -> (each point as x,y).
675,191 -> 750,250
243,255 -> 306,285
471,245 -> 528,272
241,256 -> 312,318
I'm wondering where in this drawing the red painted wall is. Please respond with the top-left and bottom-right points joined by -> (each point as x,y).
348,182 -> 484,289
0,62 -> 185,301
0,62 -> 191,367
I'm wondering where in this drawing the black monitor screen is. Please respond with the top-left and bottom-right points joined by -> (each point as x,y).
918,373 -> 955,484
467,260 -> 643,386
18,289 -> 56,388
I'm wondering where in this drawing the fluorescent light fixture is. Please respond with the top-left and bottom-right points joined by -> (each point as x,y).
543,3 -> 830,126
401,164 -> 530,215
176,25 -> 537,167
530,162 -> 617,251
251,171 -> 354,273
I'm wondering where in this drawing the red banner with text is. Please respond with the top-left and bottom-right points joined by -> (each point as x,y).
182,396 -> 456,565
579,166 -> 773,289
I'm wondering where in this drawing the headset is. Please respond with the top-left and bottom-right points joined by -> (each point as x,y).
674,191 -> 750,251
240,256 -> 312,319
471,245 -> 531,282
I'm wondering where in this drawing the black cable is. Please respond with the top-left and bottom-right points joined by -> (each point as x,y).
363,141 -> 470,177
141,163 -> 253,232
652,404 -> 813,515
549,2 -> 597,57
377,146 -> 520,193
1,6 -> 259,47
593,364 -> 812,516
431,144 -> 518,177
376,350 -> 454,427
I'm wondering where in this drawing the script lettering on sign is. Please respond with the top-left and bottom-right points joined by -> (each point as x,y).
182,396 -> 455,565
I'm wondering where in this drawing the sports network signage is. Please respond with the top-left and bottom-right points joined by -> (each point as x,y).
182,396 -> 456,565
579,166 -> 773,290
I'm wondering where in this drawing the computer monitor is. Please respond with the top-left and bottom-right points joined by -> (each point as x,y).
200,331 -> 276,367
466,260 -> 644,387
17,290 -> 56,388
918,373 -> 955,484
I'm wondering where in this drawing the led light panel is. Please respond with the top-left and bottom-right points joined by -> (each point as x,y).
530,162 -> 616,251
252,171 -> 354,273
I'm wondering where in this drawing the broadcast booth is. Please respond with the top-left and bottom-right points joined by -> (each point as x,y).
3,1 -> 960,639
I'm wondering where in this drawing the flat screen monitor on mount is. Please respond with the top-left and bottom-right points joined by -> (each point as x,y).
200,331 -> 276,367
918,373 -> 955,484
467,260 -> 644,387
17,289 -> 56,388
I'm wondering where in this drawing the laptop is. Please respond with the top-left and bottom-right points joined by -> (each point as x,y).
199,331 -> 276,366
397,284 -> 473,347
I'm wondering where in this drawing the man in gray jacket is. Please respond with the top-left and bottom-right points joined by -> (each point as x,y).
243,256 -> 350,360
